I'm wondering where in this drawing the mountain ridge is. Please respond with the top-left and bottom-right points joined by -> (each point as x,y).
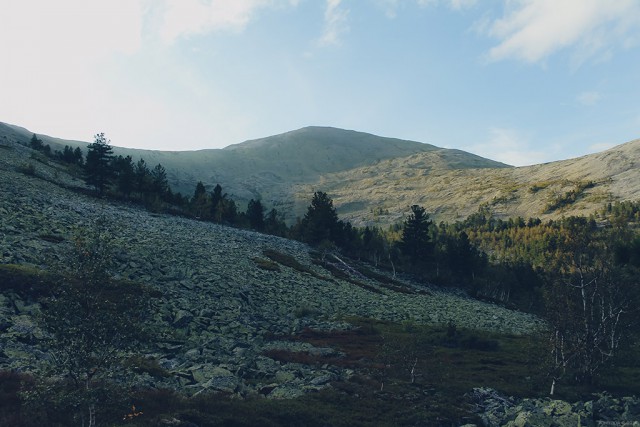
1,121 -> 638,225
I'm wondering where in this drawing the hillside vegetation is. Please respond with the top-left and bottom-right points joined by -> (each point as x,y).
1,124 -> 640,425
3,122 -> 638,226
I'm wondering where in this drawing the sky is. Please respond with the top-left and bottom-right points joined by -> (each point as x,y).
1,0 -> 639,166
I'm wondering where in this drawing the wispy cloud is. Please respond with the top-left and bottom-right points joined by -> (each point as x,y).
160,0 -> 277,43
577,91 -> 601,106
464,127 -> 549,166
417,0 -> 477,11
318,0 -> 350,46
482,0 -> 640,65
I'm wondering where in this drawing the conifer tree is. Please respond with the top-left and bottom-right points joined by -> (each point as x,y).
84,133 -> 114,195
300,191 -> 340,246
400,205 -> 433,267
246,199 -> 265,231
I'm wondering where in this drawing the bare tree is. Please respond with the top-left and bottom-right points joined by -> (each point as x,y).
545,222 -> 638,394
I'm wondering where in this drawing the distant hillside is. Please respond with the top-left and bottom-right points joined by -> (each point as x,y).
0,123 -> 508,219
2,121 -> 638,225
316,138 -> 640,225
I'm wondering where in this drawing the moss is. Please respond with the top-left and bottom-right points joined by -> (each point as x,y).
252,257 -> 281,272
0,264 -> 58,298
262,249 -> 324,279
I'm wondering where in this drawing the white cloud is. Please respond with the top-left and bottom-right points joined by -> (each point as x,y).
417,0 -> 477,11
318,0 -> 350,46
464,127 -> 548,166
159,0 -> 300,43
0,0 -> 145,139
161,0 -> 272,42
160,0 -> 272,43
484,0 -> 640,64
577,91 -> 601,106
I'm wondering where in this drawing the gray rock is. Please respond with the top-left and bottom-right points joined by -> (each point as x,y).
173,310 -> 194,328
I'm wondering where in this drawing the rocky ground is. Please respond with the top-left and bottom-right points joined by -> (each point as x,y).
469,387 -> 640,427
0,140 -> 545,401
7,140 -> 640,426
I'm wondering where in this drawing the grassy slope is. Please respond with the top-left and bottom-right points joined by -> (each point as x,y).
2,121 -> 639,226
316,138 -> 640,225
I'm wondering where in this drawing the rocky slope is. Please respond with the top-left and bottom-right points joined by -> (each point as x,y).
0,139 -> 542,399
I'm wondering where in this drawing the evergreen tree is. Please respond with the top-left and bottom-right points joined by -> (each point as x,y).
112,155 -> 135,197
210,184 -> 224,219
300,191 -> 341,246
246,199 -> 265,231
191,181 -> 209,218
134,158 -> 150,198
150,163 -> 169,197
29,133 -> 44,151
264,208 -> 288,237
399,205 -> 433,266
73,147 -> 83,166
84,133 -> 113,195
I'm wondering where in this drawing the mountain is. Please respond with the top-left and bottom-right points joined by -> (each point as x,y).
0,133 -> 544,422
2,121 -> 638,225
318,138 -> 640,225
2,126 -> 639,424
0,122 -> 509,220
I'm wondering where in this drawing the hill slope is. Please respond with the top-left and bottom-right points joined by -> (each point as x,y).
316,138 -> 640,225
0,122 -> 509,219
0,137 -> 541,400
2,121 -> 638,225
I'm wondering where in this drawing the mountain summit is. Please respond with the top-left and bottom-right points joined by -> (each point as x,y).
1,121 -> 638,224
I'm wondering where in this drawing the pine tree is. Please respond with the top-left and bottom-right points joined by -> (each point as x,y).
399,205 -> 433,267
150,163 -> 169,197
84,133 -> 114,195
246,199 -> 265,231
112,155 -> 135,197
301,191 -> 341,246
29,133 -> 44,151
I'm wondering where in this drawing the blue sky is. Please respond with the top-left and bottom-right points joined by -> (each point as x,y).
1,0 -> 639,165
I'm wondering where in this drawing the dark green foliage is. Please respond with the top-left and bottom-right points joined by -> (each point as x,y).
134,158 -> 151,197
191,181 -> 208,218
18,162 -> 36,176
209,183 -> 223,217
30,219 -> 151,426
0,264 -> 57,299
84,133 -> 114,195
299,191 -> 341,245
399,205 -> 433,266
112,154 -> 135,197
29,133 -> 43,151
246,199 -> 265,231
150,163 -> 169,196
56,145 -> 83,166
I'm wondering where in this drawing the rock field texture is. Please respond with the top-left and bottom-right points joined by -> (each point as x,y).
0,140 -> 547,402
